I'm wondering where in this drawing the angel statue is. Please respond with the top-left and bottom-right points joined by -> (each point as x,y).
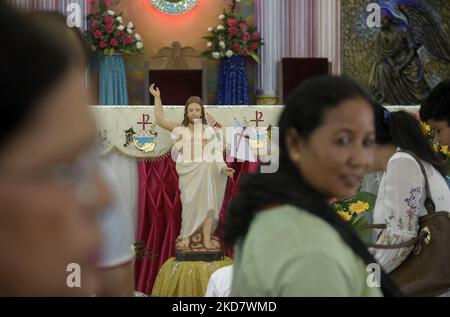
369,4 -> 450,105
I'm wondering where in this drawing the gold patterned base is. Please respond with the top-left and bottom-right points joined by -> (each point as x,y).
256,95 -> 280,105
151,257 -> 233,297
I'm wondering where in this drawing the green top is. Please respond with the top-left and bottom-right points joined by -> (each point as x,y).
231,205 -> 383,297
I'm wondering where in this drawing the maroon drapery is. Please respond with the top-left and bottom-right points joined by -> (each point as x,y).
134,156 -> 258,294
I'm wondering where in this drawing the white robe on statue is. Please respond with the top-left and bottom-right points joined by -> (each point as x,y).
175,137 -> 228,239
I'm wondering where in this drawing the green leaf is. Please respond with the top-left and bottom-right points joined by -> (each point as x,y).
354,192 -> 377,210
247,49 -> 259,60
352,214 -> 372,242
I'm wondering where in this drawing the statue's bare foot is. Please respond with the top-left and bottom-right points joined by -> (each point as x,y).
204,239 -> 214,250
211,239 -> 221,249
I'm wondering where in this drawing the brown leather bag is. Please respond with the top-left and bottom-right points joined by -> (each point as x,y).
366,150 -> 450,297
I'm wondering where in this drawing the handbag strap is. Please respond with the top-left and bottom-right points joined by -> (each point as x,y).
366,232 -> 428,249
364,149 -> 437,250
361,224 -> 426,249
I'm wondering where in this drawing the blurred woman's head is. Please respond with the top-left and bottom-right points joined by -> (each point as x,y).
0,6 -> 111,296
280,76 -> 376,199
372,103 -> 446,176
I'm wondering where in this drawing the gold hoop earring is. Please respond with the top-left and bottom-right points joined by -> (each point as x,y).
291,153 -> 301,162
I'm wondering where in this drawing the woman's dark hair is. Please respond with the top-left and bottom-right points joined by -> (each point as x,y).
0,5 -> 88,149
223,75 -> 401,297
374,104 -> 447,177
181,96 -> 207,127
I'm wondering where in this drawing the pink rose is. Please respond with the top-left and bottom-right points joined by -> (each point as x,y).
227,19 -> 237,27
124,35 -> 133,45
243,32 -> 250,42
242,48 -> 249,56
118,31 -> 125,38
235,5 -> 241,10
110,38 -> 119,47
239,22 -> 248,30
99,41 -> 107,49
252,31 -> 261,40
227,2 -> 234,7
251,42 -> 259,50
105,16 -> 114,25
229,27 -> 239,37
232,43 -> 241,52
93,30 -> 102,39
103,0 -> 111,6
105,24 -> 113,34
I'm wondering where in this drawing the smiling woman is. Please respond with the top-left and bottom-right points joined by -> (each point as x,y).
151,0 -> 199,14
223,76 -> 402,297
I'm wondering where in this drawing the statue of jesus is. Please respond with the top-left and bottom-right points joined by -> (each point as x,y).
149,84 -> 235,251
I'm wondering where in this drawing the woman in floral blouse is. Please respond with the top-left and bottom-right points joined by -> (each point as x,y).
370,104 -> 450,277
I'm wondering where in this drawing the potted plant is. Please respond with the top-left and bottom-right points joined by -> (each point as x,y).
85,0 -> 144,105
202,0 -> 263,105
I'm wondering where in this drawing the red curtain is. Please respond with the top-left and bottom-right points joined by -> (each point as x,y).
134,157 -> 258,294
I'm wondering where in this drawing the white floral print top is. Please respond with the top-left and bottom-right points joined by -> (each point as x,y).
371,150 -> 450,274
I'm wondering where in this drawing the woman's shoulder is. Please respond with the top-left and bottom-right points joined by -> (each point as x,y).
388,150 -> 422,170
390,149 -> 417,161
253,205 -> 327,228
237,205 -> 371,295
248,205 -> 348,250
388,150 -> 441,177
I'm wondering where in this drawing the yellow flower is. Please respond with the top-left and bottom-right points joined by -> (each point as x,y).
441,145 -> 449,156
349,201 -> 369,215
337,211 -> 352,222
433,143 -> 439,152
420,122 -> 431,135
